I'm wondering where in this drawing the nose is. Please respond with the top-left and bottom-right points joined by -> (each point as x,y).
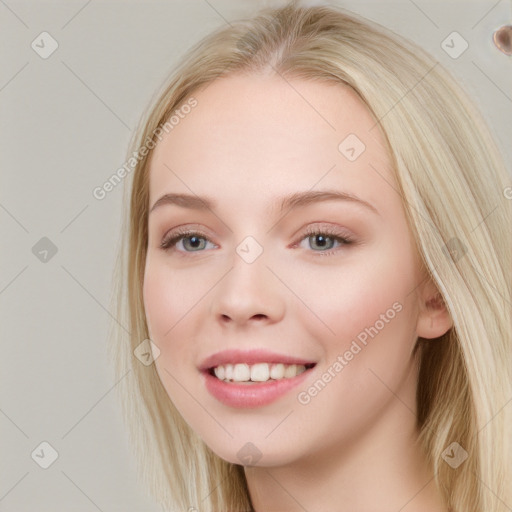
209,252 -> 286,327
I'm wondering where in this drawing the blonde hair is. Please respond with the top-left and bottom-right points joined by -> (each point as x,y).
108,2 -> 512,511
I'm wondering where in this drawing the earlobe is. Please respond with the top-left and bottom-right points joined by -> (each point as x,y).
416,288 -> 454,340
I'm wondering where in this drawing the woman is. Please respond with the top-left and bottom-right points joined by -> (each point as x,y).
108,2 -> 512,511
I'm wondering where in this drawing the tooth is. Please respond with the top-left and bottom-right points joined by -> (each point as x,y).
284,364 -> 297,378
251,363 -> 270,382
233,363 -> 251,381
270,363 -> 285,379
214,365 -> 225,380
214,362 -> 311,382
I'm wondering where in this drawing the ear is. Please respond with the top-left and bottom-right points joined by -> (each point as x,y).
415,280 -> 453,339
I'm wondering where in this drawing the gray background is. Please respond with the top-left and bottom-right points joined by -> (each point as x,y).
1,0 -> 511,510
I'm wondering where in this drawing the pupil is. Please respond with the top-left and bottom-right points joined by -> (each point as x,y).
183,236 -> 204,251
314,235 -> 328,248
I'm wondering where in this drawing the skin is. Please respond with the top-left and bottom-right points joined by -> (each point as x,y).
143,73 -> 453,512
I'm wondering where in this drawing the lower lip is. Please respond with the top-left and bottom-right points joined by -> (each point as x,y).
202,367 -> 314,408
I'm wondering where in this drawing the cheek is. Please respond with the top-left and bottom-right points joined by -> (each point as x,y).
290,244 -> 420,436
142,255 -> 222,389
289,240 -> 420,386
143,256 -> 207,340
284,241 -> 418,347
143,260 -> 189,384
143,262 -> 172,341
142,259 -> 204,411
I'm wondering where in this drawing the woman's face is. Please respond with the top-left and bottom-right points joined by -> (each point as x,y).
143,74 -> 448,466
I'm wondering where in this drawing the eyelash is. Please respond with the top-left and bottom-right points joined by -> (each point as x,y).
159,225 -> 355,257
299,226 -> 355,255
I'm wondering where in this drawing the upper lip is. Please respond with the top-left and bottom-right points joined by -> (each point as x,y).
198,349 -> 317,371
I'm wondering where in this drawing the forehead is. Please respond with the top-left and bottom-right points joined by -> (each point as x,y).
147,73 -> 396,216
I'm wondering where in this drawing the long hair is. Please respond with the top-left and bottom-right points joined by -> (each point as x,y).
107,2 -> 512,510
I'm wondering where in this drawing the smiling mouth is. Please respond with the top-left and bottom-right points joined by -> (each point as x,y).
207,362 -> 317,384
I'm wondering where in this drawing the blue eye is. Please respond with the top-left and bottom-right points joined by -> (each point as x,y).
298,228 -> 354,256
160,231 -> 215,252
306,234 -> 340,251
160,227 -> 354,256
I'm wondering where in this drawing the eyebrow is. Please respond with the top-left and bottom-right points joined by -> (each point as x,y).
149,189 -> 379,216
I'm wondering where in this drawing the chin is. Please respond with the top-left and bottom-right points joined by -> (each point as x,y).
203,437 -> 298,469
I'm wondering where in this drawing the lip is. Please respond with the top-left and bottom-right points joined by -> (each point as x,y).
202,367 -> 315,408
198,349 -> 316,371
199,349 -> 317,408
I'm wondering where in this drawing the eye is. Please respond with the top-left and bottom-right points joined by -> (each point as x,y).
295,226 -> 355,256
159,225 -> 355,256
160,228 -> 216,253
